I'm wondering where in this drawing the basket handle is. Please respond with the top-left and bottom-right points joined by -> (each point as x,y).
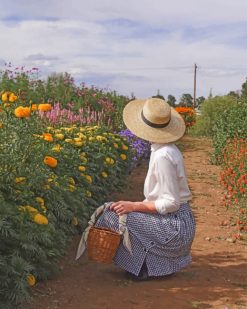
76,202 -> 113,260
93,202 -> 132,254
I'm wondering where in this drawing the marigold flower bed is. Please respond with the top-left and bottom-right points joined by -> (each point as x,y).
0,92 -> 134,308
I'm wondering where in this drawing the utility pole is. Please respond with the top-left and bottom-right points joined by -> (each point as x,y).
193,63 -> 197,109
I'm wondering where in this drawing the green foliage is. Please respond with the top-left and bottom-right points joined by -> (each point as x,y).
0,97 -> 133,308
241,77 -> 247,98
190,95 -> 247,163
179,93 -> 193,107
189,96 -> 238,137
212,101 -> 247,163
227,90 -> 240,98
167,94 -> 176,107
195,96 -> 205,109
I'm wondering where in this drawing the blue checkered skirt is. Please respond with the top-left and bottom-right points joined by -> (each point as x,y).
95,202 -> 196,277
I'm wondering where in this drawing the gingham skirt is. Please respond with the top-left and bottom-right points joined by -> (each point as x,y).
95,202 -> 196,277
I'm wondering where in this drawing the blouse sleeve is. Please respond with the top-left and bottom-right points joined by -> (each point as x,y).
154,155 -> 180,214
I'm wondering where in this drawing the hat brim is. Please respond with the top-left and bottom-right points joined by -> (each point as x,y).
123,99 -> 186,143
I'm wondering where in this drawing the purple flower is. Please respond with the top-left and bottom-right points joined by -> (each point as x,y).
119,129 -> 150,166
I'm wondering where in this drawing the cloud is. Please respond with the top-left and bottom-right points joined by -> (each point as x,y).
2,0 -> 247,26
1,0 -> 247,99
25,54 -> 59,61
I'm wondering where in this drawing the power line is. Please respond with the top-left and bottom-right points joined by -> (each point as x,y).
3,62 -> 247,73
84,65 -> 193,73
76,65 -> 247,75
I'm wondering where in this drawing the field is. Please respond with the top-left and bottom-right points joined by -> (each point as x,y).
0,69 -> 246,309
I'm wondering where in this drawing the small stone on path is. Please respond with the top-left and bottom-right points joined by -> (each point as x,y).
226,238 -> 236,243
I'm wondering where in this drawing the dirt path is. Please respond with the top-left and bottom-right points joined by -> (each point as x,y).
27,137 -> 247,309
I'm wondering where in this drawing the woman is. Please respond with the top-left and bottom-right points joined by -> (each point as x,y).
91,98 -> 195,280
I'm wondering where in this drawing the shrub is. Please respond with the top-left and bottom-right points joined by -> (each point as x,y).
213,101 -> 247,163
188,96 -> 238,137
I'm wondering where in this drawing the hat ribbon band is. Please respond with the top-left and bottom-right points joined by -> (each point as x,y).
141,111 -> 171,128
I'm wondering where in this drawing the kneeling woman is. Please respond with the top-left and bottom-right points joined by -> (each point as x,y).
81,98 -> 196,280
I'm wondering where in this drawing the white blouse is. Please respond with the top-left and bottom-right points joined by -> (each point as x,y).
144,143 -> 192,215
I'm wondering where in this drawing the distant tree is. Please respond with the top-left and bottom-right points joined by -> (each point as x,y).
196,96 -> 205,109
167,94 -> 176,107
180,93 -> 193,107
241,78 -> 247,97
152,89 -> 165,100
227,91 -> 240,98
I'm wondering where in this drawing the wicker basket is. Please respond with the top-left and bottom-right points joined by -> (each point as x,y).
87,226 -> 121,264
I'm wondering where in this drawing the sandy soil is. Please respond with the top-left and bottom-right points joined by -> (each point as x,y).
27,137 -> 247,309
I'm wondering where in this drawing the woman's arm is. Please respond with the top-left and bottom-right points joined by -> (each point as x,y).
111,155 -> 181,216
110,200 -> 157,216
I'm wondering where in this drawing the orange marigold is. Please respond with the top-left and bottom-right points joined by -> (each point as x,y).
9,93 -> 18,102
33,213 -> 48,225
38,103 -> 52,112
1,92 -> 10,102
26,274 -> 36,286
43,133 -> 53,142
31,104 -> 38,111
44,156 -> 58,168
1,91 -> 17,102
14,106 -> 31,118
175,107 -> 195,115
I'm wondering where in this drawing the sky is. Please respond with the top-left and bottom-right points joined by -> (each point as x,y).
1,0 -> 247,101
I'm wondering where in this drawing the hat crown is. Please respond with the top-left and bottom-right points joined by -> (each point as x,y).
142,98 -> 171,125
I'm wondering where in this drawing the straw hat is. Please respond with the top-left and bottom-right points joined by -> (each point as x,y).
123,98 -> 186,143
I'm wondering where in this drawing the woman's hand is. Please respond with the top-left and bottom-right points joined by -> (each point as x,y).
110,201 -> 135,216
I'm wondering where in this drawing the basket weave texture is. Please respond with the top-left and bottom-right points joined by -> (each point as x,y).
87,226 -> 121,264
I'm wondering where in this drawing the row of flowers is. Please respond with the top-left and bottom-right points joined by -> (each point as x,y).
0,65 -> 129,130
175,106 -> 196,127
0,92 -> 135,308
220,137 -> 247,238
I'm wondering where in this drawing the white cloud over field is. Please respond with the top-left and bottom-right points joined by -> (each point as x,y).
1,0 -> 247,100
